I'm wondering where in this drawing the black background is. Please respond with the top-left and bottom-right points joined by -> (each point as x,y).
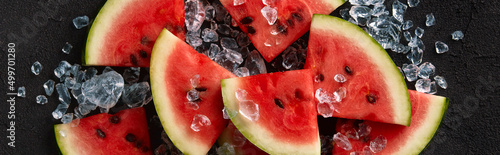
1,0 -> 499,154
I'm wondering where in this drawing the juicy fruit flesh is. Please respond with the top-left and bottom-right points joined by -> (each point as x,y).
334,90 -> 449,154
86,0 -> 184,67
55,108 -> 151,155
150,29 -> 235,155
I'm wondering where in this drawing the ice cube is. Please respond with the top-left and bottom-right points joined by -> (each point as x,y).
44,79 -> 55,96
451,30 -> 464,41
121,82 -> 152,108
70,64 -> 80,76
435,41 -> 449,54
234,67 -> 250,77
371,4 -> 389,17
216,143 -> 235,155
402,20 -> 413,30
407,0 -> 420,7
17,86 -> 26,98
190,74 -> 201,88
202,28 -> 219,42
205,5 -> 215,20
217,24 -> 233,36
281,47 -> 299,70
235,88 -> 248,101
123,67 -> 140,84
334,132 -> 352,151
54,61 -> 72,78
224,49 -> 244,64
31,61 -> 42,75
71,88 -> 83,100
239,100 -> 259,121
391,43 -> 408,54
61,113 -> 74,124
428,81 -> 437,94
233,0 -> 246,6
334,74 -> 347,83
317,102 -> 334,118
185,102 -> 200,110
392,0 -> 408,22
203,43 -> 220,60
415,78 -> 432,93
418,62 -> 435,79
415,27 -> 424,38
357,123 -> 372,137
340,8 -> 351,20
36,95 -> 48,105
434,75 -> 448,89
82,71 -> 124,112
426,13 -> 436,26
349,0 -> 372,6
186,89 -> 200,102
369,135 -> 387,153
403,31 -> 412,42
72,15 -> 89,29
261,6 -> 278,25
350,6 -> 372,26
222,107 -> 238,119
52,103 -> 69,119
185,0 -> 206,32
402,63 -> 419,82
407,47 -> 423,65
221,37 -> 239,50
370,0 -> 385,5
56,83 -> 71,104
85,67 -> 98,80
236,32 -> 251,47
334,87 -> 347,102
191,114 -> 211,132
186,34 -> 203,47
316,88 -> 334,104
245,50 -> 267,75
214,3 -> 228,22
76,94 -> 86,104
78,103 -> 97,116
62,42 -> 73,54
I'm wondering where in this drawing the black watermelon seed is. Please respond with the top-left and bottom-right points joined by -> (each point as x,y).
295,89 -> 303,99
135,141 -> 143,148
345,66 -> 352,74
292,12 -> 303,21
240,16 -> 253,24
141,146 -> 149,152
246,26 -> 256,34
96,129 -> 106,138
195,87 -> 208,92
109,116 -> 120,124
277,23 -> 287,35
125,133 -> 137,142
130,54 -> 139,66
139,50 -> 148,58
175,25 -> 183,33
274,98 -> 284,109
366,93 -> 377,104
315,74 -> 325,82
286,19 -> 294,28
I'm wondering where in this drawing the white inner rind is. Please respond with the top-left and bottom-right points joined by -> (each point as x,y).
311,14 -> 412,126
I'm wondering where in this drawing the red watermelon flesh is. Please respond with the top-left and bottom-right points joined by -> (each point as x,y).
54,107 -> 151,155
85,0 -> 185,67
305,14 -> 411,126
150,29 -> 236,155
220,0 -> 345,62
221,69 -> 320,154
218,122 -> 268,155
333,90 -> 449,154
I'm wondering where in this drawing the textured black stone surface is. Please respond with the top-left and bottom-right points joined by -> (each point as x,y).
0,0 -> 499,154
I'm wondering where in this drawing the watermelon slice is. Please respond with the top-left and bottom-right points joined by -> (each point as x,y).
220,0 -> 345,62
333,90 -> 449,154
150,29 -> 236,154
54,107 -> 151,154
304,14 -> 411,126
218,122 -> 268,155
221,69 -> 320,154
85,0 -> 185,67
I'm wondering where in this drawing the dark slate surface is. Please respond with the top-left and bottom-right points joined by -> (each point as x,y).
0,0 -> 499,154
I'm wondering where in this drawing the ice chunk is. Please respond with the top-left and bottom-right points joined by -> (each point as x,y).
185,0 -> 205,32
434,75 -> 448,89
316,88 -> 334,104
221,37 -> 239,50
222,107 -> 238,119
82,71 -> 124,113
52,103 -> 69,119
340,8 -> 351,20
31,61 -> 42,75
190,74 -> 201,88
191,114 -> 211,132
44,79 -> 55,96
357,123 -> 372,137
370,0 -> 385,5
186,32 -> 203,47
76,94 -> 86,104
205,5 -> 215,21
217,143 -> 235,155
202,28 -> 219,42
56,83 -> 71,104
408,37 -> 425,50
78,103 -> 97,116
407,47 -> 423,65
350,6 -> 372,26
17,86 -> 26,98
428,81 -> 437,94
235,88 -> 248,101
186,89 -> 200,102
418,62 -> 435,79
85,67 -> 98,80
282,47 -> 299,70
123,67 -> 140,84
65,77 -> 81,90
407,0 -> 420,7
402,63 -> 419,82
238,100 -> 259,121
333,132 -> 352,151
36,95 -> 48,105
435,41 -> 449,54
392,0 -> 408,22
72,15 -> 89,29
245,50 -> 267,75
224,49 -> 244,64
234,67 -> 250,77
236,32 -> 251,47
61,113 -> 74,124
391,43 -> 409,54
334,87 -> 347,102
426,13 -> 436,26
415,27 -> 424,38
451,30 -> 464,40
415,78 -> 432,93
121,82 -> 152,108
261,6 -> 278,25
62,42 -> 73,54
371,4 -> 389,17
214,3 -> 228,22
402,20 -> 413,30
334,74 -> 347,83
369,135 -> 387,153
233,0 -> 246,6
185,101 -> 200,110
203,43 -> 220,60
317,102 -> 334,118
217,24 -> 233,36
403,31 -> 412,42
349,0 -> 372,6
70,64 -> 80,76
367,16 -> 401,49
54,61 -> 72,78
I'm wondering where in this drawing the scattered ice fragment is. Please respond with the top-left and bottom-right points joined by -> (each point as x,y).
418,62 -> 435,79
44,79 -> 55,96
340,8 -> 351,20
224,49 -> 244,64
190,74 -> 201,88
70,64 -> 80,76
61,113 -> 74,124
407,0 -> 420,7
31,61 -> 42,75
121,82 -> 152,108
349,0 -> 372,6
357,123 -> 372,137
123,67 -> 140,84
202,28 -> 219,42
402,20 -> 413,30
415,27 -> 424,38
237,32 -> 251,47
186,89 -> 200,102
65,77 -> 81,90
204,43 -> 220,60
407,47 -> 423,65
221,37 -> 239,50
76,94 -> 85,104
17,86 -> 26,98
56,83 -> 71,104
367,16 -> 401,49
349,6 -> 372,26
82,71 -> 124,113
238,100 -> 260,121
235,88 -> 248,101
214,3 -> 228,22
52,103 -> 69,119
78,103 -> 97,116
435,41 -> 449,54
317,102 -> 334,118
186,33 -> 203,47
402,63 -> 419,82
191,114 -> 211,132
425,13 -> 436,26
334,87 -> 347,102
261,6 -> 278,25
403,31 -> 412,42
428,81 -> 437,94
391,43 -> 409,54
217,24 -> 233,36
370,0 -> 385,5
315,88 -> 334,104
415,78 -> 432,93
222,107 -> 238,119
62,42 -> 73,54
334,74 -> 347,83
185,0 -> 206,32
451,31 -> 464,40
233,0 -> 246,6
185,102 -> 200,110
217,143 -> 235,155
205,5 -> 215,20
245,50 -> 267,75
85,67 -> 98,80
434,76 -> 448,89
36,95 -> 48,105
72,16 -> 89,29
281,47 -> 299,70
392,0 -> 408,22
54,61 -> 72,78
234,67 -> 250,77
370,135 -> 387,153
334,132 -> 352,151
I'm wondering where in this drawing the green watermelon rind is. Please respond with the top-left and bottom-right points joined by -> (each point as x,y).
54,124 -> 77,155
221,78 -> 321,155
311,14 -> 412,126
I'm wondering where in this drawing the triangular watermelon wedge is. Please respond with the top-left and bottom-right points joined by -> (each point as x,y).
305,14 -> 411,126
333,90 -> 449,154
221,69 -> 320,154
220,0 -> 345,62
85,0 -> 185,67
150,29 -> 236,154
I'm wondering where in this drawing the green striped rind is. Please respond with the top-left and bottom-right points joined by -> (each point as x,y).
150,29 -> 210,155
399,93 -> 449,155
221,78 -> 320,155
311,14 -> 411,126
